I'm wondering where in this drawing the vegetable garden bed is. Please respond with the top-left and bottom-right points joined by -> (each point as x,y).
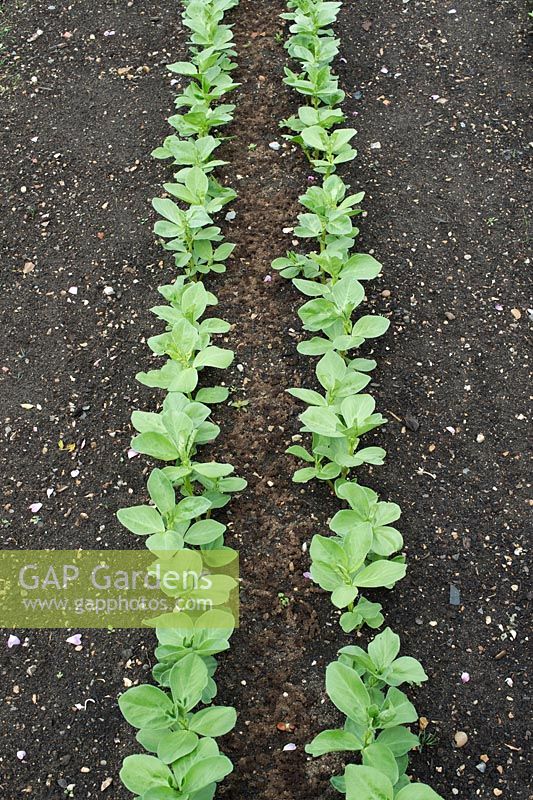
0,0 -> 530,798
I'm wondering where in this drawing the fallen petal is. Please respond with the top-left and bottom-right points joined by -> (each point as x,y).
29,503 -> 42,513
282,743 -> 297,752
7,635 -> 21,649
66,634 -> 82,646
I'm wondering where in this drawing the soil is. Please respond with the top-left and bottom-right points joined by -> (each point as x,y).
0,1 -> 531,799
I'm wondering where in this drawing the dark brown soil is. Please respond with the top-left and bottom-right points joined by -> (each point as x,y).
0,1 -> 531,799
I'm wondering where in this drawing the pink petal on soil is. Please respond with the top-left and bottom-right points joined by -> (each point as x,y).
461,672 -> 470,683
283,743 -> 297,752
7,635 -> 21,648
66,634 -> 82,646
16,750 -> 26,760
29,503 -> 42,513
303,571 -> 312,579
127,449 -> 139,459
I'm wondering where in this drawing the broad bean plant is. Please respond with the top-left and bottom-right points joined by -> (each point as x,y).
116,1 -> 244,798
275,2 -> 444,798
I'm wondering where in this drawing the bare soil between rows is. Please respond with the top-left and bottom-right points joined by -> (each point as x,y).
0,0 -> 531,799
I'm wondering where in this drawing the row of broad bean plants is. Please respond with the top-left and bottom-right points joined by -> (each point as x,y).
273,2 -> 445,798
115,2 -> 244,798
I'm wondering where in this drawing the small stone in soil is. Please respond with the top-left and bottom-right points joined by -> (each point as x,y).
449,584 -> 461,605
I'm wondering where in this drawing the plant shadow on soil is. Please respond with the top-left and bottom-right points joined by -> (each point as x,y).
0,0 -> 530,799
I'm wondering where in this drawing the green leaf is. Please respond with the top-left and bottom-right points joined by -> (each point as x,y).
354,560 -> 407,589
372,526 -> 403,557
298,297 -> 338,330
142,788 -> 180,800
185,166 -> 209,198
162,410 -> 194,455
344,527 -> 373,571
300,406 -> 343,437
362,742 -> 399,786
316,350 -> 346,392
185,519 -> 226,545
288,387 -> 326,407
293,466 -> 317,483
344,764 -> 394,800
376,727 -> 419,757
157,731 -> 199,765
131,433 -> 179,462
169,367 -> 199,394
301,125 -> 329,150
329,509 -> 361,537
193,462 -> 234,478
146,530 -> 184,556
325,661 -> 370,723
310,535 -> 347,570
195,386 -> 229,403
169,653 -> 208,711
120,755 -> 174,795
181,755 -> 233,793
379,687 -> 418,728
286,445 -> 314,462
147,469 -> 176,516
117,505 -> 164,536
352,315 -> 390,339
305,729 -> 363,757
153,197 -> 183,225
136,728 -> 168,754
395,784 -> 445,800
167,61 -> 198,76
343,253 -> 382,280
330,276 -> 364,312
387,656 -> 428,687
368,628 -> 401,671
189,706 -> 237,737
118,685 -> 174,730
194,346 -> 234,369
331,584 -> 358,609
175,495 -> 211,520
293,278 -> 326,297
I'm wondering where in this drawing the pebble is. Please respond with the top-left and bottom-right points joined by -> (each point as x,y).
269,141 -> 281,151
444,311 -> 456,320
449,584 -> 461,605
370,141 -> 382,149
476,433 -> 485,443
454,731 -> 468,748
103,286 -> 115,296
